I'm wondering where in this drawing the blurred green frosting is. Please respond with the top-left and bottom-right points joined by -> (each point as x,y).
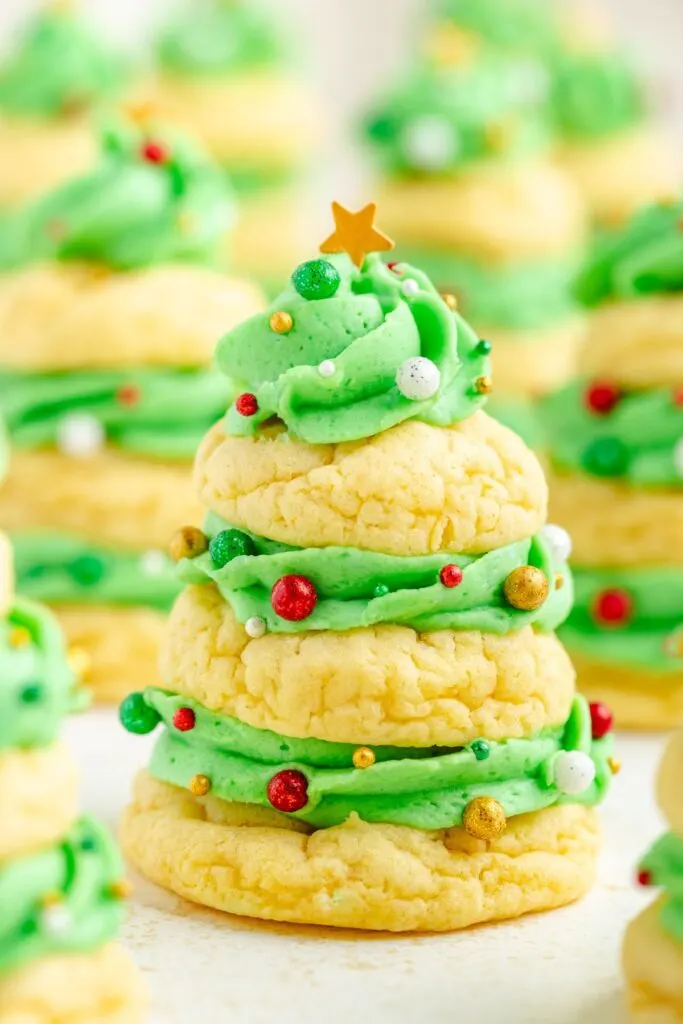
220,254 -> 491,444
157,0 -> 283,75
436,0 -> 561,58
551,48 -> 645,142
0,6 -> 126,119
576,200 -> 683,306
0,120 -> 235,271
639,833 -> 683,944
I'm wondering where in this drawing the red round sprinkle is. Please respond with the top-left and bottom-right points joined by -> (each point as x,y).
673,387 -> 683,406
267,769 -> 309,812
271,575 -> 318,621
387,262 -> 403,274
584,381 -> 621,415
235,393 -> 259,417
141,141 -> 168,164
589,701 -> 614,739
172,707 -> 196,732
593,588 -> 633,626
637,870 -> 652,887
440,564 -> 464,588
116,385 -> 141,407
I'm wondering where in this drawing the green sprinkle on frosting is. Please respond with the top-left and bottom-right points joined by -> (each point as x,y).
638,833 -> 683,945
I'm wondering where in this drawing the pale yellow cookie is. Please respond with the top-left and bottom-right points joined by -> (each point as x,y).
0,116 -> 96,210
151,69 -> 318,170
547,468 -> 683,568
56,605 -> 166,705
121,771 -> 599,932
569,650 -> 683,732
377,163 -> 585,261
0,449 -> 201,553
162,584 -> 575,747
231,190 -> 317,288
0,743 -> 78,863
624,899 -> 683,1023
657,729 -> 683,834
580,296 -> 683,387
0,263 -> 263,370
196,411 -> 548,557
487,317 -> 586,398
0,532 -> 13,618
0,942 -> 147,1024
557,126 -> 680,228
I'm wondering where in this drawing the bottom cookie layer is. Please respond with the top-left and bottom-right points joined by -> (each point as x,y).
571,650 -> 683,731
121,771 -> 601,933
0,743 -> 78,862
0,943 -> 146,1024
56,605 -> 166,705
624,899 -> 683,1022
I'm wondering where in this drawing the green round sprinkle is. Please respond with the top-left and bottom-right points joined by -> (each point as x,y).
476,339 -> 492,355
20,683 -> 43,704
119,692 -> 161,735
582,437 -> 629,478
471,739 -> 490,761
292,259 -> 341,301
209,529 -> 256,569
81,835 -> 97,852
373,584 -> 390,598
70,554 -> 105,587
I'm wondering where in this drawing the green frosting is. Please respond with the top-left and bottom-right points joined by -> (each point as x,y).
220,254 -> 491,444
487,395 -> 541,448
157,0 -> 283,75
12,533 -> 180,612
0,7 -> 125,119
366,60 -> 550,175
576,200 -> 683,307
543,381 -> 683,487
436,0 -> 561,58
551,48 -> 645,142
180,512 -> 571,635
0,817 -> 126,977
0,597 -> 77,751
132,688 -> 611,830
0,121 -> 235,271
639,833 -> 683,944
560,565 -> 683,674
0,367 -> 231,461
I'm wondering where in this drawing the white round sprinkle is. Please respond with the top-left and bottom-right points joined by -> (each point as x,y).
674,438 -> 683,477
401,115 -> 458,171
42,904 -> 73,935
56,414 -> 105,458
539,524 -> 573,563
140,550 -> 169,576
318,360 -> 336,378
510,61 -> 550,105
554,751 -> 596,796
401,278 -> 420,298
395,357 -> 441,402
245,616 -> 267,639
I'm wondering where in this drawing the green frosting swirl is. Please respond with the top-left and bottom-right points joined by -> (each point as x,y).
436,0 -> 561,58
12,533 -> 180,612
0,367 -> 231,461
0,597 -> 77,752
366,60 -> 550,175
576,200 -> 683,306
0,7 -> 125,119
487,396 -> 541,448
220,254 -> 491,444
180,513 -> 571,635
131,688 -> 611,830
639,833 -> 683,944
551,48 -> 645,142
0,817 -> 127,977
543,381 -> 683,487
157,0 -> 283,75
0,121 -> 235,271
560,565 -> 683,674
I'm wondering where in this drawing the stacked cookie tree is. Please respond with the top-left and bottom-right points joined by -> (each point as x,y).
624,727 -> 683,1020
365,5 -> 586,443
0,1 -> 127,216
543,200 -> 683,729
0,117 -> 263,703
120,204 -> 613,933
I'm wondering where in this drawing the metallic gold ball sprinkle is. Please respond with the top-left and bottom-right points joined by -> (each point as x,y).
463,797 -> 507,841
608,757 -> 622,776
108,879 -> 133,900
169,526 -> 208,563
441,292 -> 458,310
68,646 -> 92,680
189,774 -> 212,797
9,627 -> 31,648
503,566 -> 549,611
664,630 -> 683,658
474,375 -> 493,395
41,891 -> 63,908
554,572 -> 565,590
269,310 -> 293,334
352,746 -> 376,769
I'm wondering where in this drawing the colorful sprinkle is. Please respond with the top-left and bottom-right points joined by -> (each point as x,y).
267,769 -> 309,812
352,747 -> 376,769
584,381 -> 621,415
119,693 -> 161,735
209,529 -> 255,569
172,707 -> 196,732
292,259 -> 341,300
471,739 -> 490,761
593,588 -> 633,626
269,311 -> 294,334
271,575 -> 318,621
440,564 -> 463,588
589,701 -> 614,739
169,526 -> 208,563
582,436 -> 629,477
235,393 -> 259,417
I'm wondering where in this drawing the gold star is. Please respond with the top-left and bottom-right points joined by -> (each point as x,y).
320,202 -> 394,269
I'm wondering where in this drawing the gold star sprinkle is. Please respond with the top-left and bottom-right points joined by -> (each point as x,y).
320,202 -> 394,269
9,627 -> 31,648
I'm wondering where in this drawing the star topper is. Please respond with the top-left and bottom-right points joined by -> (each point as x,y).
320,202 -> 395,269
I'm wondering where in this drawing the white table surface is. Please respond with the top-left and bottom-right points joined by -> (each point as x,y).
64,711 -> 667,1024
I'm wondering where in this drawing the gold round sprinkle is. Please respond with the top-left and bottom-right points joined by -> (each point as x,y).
352,746 -> 376,769
41,891 -> 63,908
608,757 -> 622,776
269,311 -> 294,334
503,566 -> 549,611
463,797 -> 507,841
67,646 -> 92,680
441,293 -> 458,311
109,879 -> 133,900
189,774 -> 212,797
474,375 -> 493,395
9,627 -> 31,648
169,526 -> 208,563
554,572 -> 565,591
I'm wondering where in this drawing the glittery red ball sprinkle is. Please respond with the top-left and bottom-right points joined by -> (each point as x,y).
584,381 -> 621,415
271,575 -> 318,621
141,141 -> 168,164
116,385 -> 140,407
637,870 -> 653,887
172,707 -> 196,732
593,588 -> 633,626
235,393 -> 259,417
267,769 -> 309,812
440,564 -> 463,588
589,701 -> 614,739
673,387 -> 683,406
